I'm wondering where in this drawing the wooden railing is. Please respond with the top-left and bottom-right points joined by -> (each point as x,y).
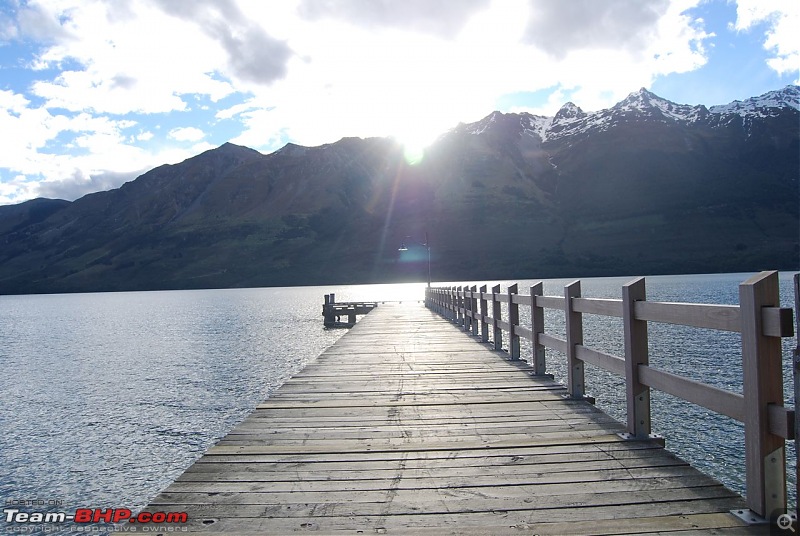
425,270 -> 795,520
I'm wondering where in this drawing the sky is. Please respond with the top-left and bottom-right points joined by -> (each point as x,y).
0,0 -> 797,205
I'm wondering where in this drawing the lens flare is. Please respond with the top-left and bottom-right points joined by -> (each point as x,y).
402,142 -> 426,165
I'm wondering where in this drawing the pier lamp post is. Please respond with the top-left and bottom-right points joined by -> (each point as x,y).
398,231 -> 431,287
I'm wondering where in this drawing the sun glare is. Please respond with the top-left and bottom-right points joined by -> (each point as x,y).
396,129 -> 440,166
402,141 -> 426,165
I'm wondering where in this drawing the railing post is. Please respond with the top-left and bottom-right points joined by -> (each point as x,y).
461,286 -> 466,327
623,277 -> 651,438
564,280 -> 585,398
447,287 -> 453,320
480,285 -> 488,343
492,284 -> 502,351
455,286 -> 461,326
462,286 -> 470,331
530,283 -> 546,375
739,271 -> 786,519
463,286 -> 468,329
455,286 -> 462,324
450,286 -> 456,321
323,294 -> 334,327
471,285 -> 479,337
508,284 -> 520,360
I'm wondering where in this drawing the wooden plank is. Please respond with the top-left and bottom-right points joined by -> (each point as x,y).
135,513 -> 756,535
153,486 -> 738,515
194,441 -> 667,465
137,498 -> 749,533
175,457 -> 694,483
181,446 -> 672,474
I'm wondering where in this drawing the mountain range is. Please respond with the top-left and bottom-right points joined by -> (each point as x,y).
1,86 -> 798,294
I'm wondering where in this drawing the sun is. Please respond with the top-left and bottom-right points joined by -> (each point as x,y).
401,140 -> 427,165
395,129 -> 439,166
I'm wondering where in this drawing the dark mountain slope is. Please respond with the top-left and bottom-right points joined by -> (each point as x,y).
0,86 -> 797,294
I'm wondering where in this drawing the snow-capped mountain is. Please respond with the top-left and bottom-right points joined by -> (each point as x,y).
709,85 -> 800,116
458,85 -> 799,142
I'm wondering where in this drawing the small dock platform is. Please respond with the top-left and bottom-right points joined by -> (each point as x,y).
138,298 -> 784,534
322,293 -> 378,327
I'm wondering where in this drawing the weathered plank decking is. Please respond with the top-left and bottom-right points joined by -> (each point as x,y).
139,302 -> 771,534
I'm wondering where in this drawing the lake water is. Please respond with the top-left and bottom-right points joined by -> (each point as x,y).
0,273 -> 796,529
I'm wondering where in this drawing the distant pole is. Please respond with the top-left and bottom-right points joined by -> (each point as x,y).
398,232 -> 431,287
426,231 -> 431,288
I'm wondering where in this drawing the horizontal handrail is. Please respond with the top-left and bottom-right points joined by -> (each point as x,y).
637,365 -> 745,421
573,297 -> 623,317
425,271 -> 796,518
634,301 -> 741,332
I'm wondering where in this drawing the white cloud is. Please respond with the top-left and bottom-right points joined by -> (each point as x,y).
34,169 -> 141,201
734,0 -> 799,81
168,127 -> 206,142
523,0 -> 671,58
296,0 -> 491,38
151,0 -> 292,86
28,0 -> 236,115
0,11 -> 18,41
0,88 -> 208,203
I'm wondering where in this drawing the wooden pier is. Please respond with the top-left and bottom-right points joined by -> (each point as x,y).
137,271 -> 796,534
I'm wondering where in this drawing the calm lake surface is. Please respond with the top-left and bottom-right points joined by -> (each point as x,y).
0,273 -> 796,524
